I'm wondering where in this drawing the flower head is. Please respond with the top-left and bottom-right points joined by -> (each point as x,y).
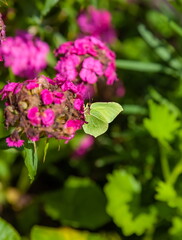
0,31 -> 49,78
1,75 -> 85,147
54,36 -> 118,99
77,6 -> 116,44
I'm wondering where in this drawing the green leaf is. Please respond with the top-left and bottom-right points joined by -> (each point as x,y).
169,217 -> 182,238
0,0 -> 8,6
138,24 -> 172,61
0,218 -> 21,240
42,177 -> 110,230
83,102 -> 123,138
42,0 -> 59,16
31,226 -> 65,240
116,59 -> 173,75
31,226 -> 121,240
143,100 -> 180,144
155,181 -> 182,209
169,20 -> 182,37
138,24 -> 182,72
122,104 -> 147,115
104,170 -> 157,236
24,141 -> 38,182
43,141 -> 49,162
155,181 -> 177,206
0,137 -> 11,150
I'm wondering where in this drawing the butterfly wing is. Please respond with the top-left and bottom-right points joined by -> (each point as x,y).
91,102 -> 123,123
83,114 -> 108,137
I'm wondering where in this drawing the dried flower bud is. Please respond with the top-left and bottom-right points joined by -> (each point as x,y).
0,75 -> 85,148
0,13 -> 6,61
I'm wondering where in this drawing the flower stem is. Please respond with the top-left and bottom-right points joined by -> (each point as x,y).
159,142 -> 170,181
168,160 -> 182,185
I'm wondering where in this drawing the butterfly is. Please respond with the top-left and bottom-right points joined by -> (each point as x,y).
83,102 -> 123,137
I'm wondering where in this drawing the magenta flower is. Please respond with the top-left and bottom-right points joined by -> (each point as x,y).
54,36 -> 118,99
26,80 -> 39,90
0,31 -> 49,78
65,119 -> 85,135
41,89 -> 54,105
6,137 -> 24,148
53,91 -> 65,104
41,109 -> 55,127
77,6 -> 116,44
0,82 -> 19,100
27,107 -> 41,126
1,75 -> 85,147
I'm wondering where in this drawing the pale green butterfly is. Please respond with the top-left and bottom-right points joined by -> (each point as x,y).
83,102 -> 123,137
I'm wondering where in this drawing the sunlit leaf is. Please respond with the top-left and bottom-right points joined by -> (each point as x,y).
31,226 -> 121,240
155,181 -> 182,209
104,170 -> 157,236
0,218 -> 21,240
169,217 -> 182,238
143,100 -> 180,143
24,141 -> 38,182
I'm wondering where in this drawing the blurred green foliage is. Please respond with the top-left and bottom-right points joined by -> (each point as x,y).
2,0 -> 182,240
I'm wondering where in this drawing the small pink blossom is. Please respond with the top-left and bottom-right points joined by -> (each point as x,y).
80,68 -> 97,84
41,109 -> 55,127
61,81 -> 78,93
73,38 -> 97,56
73,135 -> 94,157
27,107 -> 41,126
0,82 -> 19,99
53,91 -> 65,104
26,81 -> 39,90
6,137 -> 24,148
74,98 -> 84,112
64,119 -> 84,134
105,62 -> 117,85
55,41 -> 73,56
41,89 -> 54,105
82,57 -> 103,75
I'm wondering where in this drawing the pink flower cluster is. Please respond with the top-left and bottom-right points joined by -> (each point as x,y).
54,36 -> 118,99
77,6 -> 116,44
0,13 -> 6,61
0,75 -> 85,148
0,31 -> 49,78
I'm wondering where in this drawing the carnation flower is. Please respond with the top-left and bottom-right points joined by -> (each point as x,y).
1,75 -> 85,147
77,6 -> 116,44
0,31 -> 49,78
0,13 -> 6,61
54,36 -> 118,99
